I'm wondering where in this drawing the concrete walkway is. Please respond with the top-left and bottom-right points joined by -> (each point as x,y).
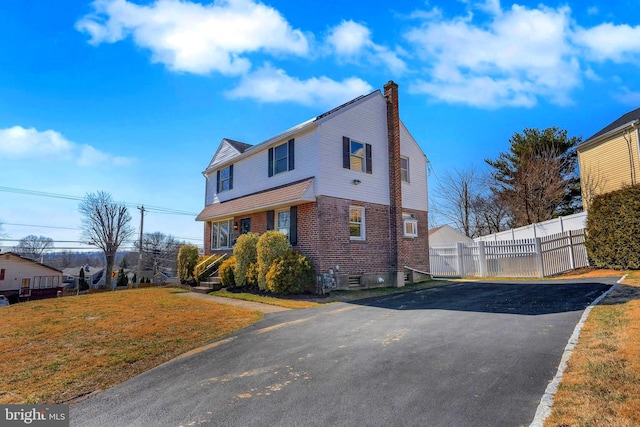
177,291 -> 291,313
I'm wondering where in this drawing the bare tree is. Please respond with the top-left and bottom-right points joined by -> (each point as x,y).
13,235 -> 54,262
433,167 -> 486,238
580,165 -> 608,211
138,232 -> 181,276
79,191 -> 134,290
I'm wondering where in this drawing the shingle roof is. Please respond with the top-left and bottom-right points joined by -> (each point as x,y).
3,252 -> 63,273
584,107 -> 640,143
196,178 -> 315,221
225,139 -> 253,153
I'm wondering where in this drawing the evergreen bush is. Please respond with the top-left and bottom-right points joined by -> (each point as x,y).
233,232 -> 259,287
265,250 -> 314,294
585,185 -> 640,269
219,256 -> 236,287
177,245 -> 199,283
256,230 -> 290,290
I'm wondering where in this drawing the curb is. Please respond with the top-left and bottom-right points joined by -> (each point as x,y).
529,275 -> 627,427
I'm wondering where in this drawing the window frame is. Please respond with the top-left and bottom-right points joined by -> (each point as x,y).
268,139 -> 295,177
276,209 -> 291,239
211,218 -> 234,250
343,136 -> 372,174
218,165 -> 232,193
403,215 -> 418,238
400,157 -> 410,183
349,206 -> 366,241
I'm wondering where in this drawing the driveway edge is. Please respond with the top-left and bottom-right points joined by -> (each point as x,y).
529,275 -> 626,427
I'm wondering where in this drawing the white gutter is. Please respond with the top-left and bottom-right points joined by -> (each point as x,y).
635,123 -> 640,186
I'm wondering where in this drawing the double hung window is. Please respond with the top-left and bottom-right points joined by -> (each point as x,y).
349,207 -> 365,240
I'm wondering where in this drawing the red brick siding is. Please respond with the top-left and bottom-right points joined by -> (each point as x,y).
384,81 -> 404,277
311,196 -> 393,275
399,208 -> 430,272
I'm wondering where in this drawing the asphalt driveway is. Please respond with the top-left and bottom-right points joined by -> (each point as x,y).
70,278 -> 618,427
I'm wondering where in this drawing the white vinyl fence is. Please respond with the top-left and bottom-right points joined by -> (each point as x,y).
475,211 -> 587,242
430,229 -> 589,278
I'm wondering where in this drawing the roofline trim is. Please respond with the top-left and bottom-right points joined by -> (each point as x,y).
579,119 -> 640,150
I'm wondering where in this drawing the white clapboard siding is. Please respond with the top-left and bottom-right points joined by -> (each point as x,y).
315,92 -> 390,205
400,121 -> 429,211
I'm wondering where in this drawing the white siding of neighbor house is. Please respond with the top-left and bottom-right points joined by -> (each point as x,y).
0,254 -> 62,292
315,92 -> 390,205
204,127 -> 319,205
400,122 -> 429,211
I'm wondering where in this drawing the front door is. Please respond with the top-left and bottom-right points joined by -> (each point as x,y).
19,278 -> 31,297
240,218 -> 251,234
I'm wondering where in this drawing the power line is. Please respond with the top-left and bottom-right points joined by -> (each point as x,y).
0,186 -> 198,216
2,222 -> 79,230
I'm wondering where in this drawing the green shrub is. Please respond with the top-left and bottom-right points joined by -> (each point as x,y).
265,251 -> 314,294
177,245 -> 199,283
585,185 -> 640,269
233,232 -> 259,287
256,230 -> 290,290
219,256 -> 236,287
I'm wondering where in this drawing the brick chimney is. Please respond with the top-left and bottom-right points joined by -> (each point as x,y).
384,81 -> 404,287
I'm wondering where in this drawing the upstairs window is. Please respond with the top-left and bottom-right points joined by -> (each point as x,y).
268,139 -> 295,177
400,157 -> 410,182
343,137 -> 372,174
349,207 -> 366,240
216,165 -> 233,193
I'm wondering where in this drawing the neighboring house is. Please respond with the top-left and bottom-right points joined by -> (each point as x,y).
428,225 -> 474,246
577,107 -> 640,209
0,252 -> 63,302
62,265 -> 105,289
196,81 -> 429,290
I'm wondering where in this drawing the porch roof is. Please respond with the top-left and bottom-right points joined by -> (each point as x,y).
195,178 -> 315,221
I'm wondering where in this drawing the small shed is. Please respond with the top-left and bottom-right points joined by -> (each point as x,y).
428,225 -> 474,246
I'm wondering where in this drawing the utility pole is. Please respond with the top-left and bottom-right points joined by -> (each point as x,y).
136,205 -> 145,288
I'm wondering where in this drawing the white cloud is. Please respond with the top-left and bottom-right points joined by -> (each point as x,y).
613,87 -> 640,106
573,23 -> 640,62
327,20 -> 406,74
76,0 -> 309,75
225,64 -> 373,107
405,3 -> 580,107
0,126 -> 133,166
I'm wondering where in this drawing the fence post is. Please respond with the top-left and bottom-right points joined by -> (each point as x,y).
478,241 -> 487,277
567,230 -> 576,270
456,242 -> 466,278
535,237 -> 544,278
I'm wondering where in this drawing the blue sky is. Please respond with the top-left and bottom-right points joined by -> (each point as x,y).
1,0 -> 640,251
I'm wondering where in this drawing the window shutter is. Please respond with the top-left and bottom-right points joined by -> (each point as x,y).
216,170 -> 221,193
343,136 -> 351,169
268,148 -> 274,177
288,139 -> 295,171
0,268 -> 4,280
266,210 -> 274,230
229,164 -> 234,190
289,206 -> 298,245
365,143 -> 372,174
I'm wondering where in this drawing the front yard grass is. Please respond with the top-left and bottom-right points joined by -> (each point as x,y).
545,270 -> 640,426
0,288 -> 262,405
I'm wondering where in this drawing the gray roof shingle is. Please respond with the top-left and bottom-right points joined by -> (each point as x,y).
584,107 -> 640,143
